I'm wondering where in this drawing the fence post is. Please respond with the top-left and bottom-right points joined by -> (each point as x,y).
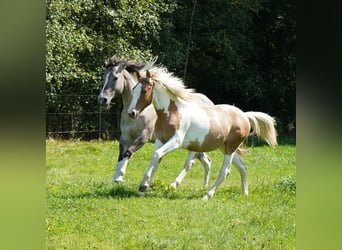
70,113 -> 74,138
99,106 -> 102,139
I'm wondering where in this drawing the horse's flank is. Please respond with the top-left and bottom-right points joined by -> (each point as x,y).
183,105 -> 251,154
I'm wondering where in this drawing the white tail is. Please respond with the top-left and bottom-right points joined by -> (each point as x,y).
245,111 -> 278,147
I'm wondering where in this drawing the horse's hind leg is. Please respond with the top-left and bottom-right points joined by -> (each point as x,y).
232,154 -> 248,195
171,151 -> 198,189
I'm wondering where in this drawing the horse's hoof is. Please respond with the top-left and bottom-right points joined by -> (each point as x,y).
137,191 -> 146,196
202,195 -> 209,201
112,178 -> 124,184
170,182 -> 178,189
139,185 -> 148,193
202,192 -> 213,201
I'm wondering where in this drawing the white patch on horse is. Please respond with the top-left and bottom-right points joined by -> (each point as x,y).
182,108 -> 211,149
100,71 -> 111,94
152,84 -> 175,116
127,83 -> 142,114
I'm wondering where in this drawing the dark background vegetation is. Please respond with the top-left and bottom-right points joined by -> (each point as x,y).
46,0 -> 295,140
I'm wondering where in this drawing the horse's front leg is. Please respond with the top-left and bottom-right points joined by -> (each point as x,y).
112,131 -> 150,183
171,151 -> 198,189
112,137 -> 129,183
139,135 -> 183,194
171,152 -> 212,189
197,152 -> 212,187
203,152 -> 236,200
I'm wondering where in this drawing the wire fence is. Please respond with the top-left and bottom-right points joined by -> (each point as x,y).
46,94 -> 122,140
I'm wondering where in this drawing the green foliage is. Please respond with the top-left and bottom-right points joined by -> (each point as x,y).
46,140 -> 296,249
46,0 -> 296,139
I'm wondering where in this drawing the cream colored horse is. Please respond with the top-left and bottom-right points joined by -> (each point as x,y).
128,66 -> 277,200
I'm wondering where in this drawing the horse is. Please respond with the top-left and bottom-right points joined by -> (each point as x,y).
127,66 -> 278,200
98,56 -> 213,187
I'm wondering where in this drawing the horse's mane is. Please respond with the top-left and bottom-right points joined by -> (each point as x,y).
142,63 -> 195,101
106,55 -> 146,73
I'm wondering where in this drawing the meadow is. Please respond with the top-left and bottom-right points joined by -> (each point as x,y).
46,139 -> 295,249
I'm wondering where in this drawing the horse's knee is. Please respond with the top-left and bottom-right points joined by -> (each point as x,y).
152,151 -> 163,161
123,149 -> 133,159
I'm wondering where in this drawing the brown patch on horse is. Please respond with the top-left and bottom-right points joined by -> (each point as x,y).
155,100 -> 181,143
224,110 -> 250,155
134,77 -> 154,112
186,106 -> 228,152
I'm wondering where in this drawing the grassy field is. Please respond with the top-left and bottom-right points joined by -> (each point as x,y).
46,139 -> 296,249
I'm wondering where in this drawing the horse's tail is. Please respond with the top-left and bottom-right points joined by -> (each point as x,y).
245,111 -> 278,147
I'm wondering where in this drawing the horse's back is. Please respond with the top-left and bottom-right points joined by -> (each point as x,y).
191,93 -> 214,106
215,104 -> 250,134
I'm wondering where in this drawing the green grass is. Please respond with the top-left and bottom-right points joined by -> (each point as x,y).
46,140 -> 296,249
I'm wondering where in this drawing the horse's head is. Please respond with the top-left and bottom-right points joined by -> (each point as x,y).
128,70 -> 154,119
98,57 -> 127,108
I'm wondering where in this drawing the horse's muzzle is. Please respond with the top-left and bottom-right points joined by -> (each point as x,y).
128,109 -> 138,119
98,96 -> 108,105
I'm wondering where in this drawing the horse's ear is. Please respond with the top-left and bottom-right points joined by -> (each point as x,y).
146,70 -> 151,78
118,60 -> 127,72
112,55 -> 118,63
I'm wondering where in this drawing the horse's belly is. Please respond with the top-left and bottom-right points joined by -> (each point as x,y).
183,128 -> 225,152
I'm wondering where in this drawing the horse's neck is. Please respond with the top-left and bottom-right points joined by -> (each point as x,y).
153,85 -> 179,112
121,71 -> 136,109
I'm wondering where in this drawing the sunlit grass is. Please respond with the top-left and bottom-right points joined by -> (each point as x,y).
46,139 -> 296,249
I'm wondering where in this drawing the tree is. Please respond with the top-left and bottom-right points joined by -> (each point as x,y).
153,0 -> 296,135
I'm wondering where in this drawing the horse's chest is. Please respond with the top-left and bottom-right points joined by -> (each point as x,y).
155,108 -> 181,143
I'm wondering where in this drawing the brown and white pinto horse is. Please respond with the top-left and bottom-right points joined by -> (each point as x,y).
128,66 -> 277,200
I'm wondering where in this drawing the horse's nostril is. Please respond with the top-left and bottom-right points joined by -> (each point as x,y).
128,110 -> 137,118
98,96 -> 107,105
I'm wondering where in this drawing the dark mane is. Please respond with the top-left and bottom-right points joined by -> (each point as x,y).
106,55 -> 126,68
126,62 -> 146,73
106,55 -> 146,72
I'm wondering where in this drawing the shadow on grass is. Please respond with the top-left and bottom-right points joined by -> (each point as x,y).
79,185 -> 141,200
60,183 -> 207,200
54,178 -> 247,201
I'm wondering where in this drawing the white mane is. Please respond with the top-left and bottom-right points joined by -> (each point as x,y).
141,63 -> 195,101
